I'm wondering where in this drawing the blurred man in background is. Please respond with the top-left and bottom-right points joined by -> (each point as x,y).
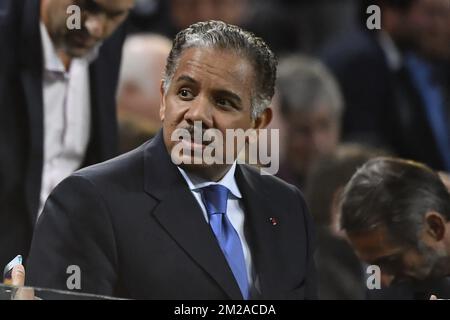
276,55 -> 344,189
323,0 -> 450,172
0,0 -> 134,269
341,158 -> 450,299
117,33 -> 171,153
306,144 -> 388,299
127,0 -> 305,55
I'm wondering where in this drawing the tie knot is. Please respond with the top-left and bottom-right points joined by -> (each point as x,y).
201,184 -> 229,216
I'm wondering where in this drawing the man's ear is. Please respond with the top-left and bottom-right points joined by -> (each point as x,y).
253,107 -> 273,129
424,211 -> 447,241
159,80 -> 166,122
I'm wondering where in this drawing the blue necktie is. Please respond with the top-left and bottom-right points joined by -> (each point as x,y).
201,184 -> 249,299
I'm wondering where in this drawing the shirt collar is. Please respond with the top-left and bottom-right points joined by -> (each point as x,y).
378,31 -> 403,71
177,162 -> 242,199
39,22 -> 100,73
40,22 -> 65,73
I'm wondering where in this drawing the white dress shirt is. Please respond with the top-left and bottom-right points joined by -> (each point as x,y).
38,23 -> 96,218
177,162 -> 259,295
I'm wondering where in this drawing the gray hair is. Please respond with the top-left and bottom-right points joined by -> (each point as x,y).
162,20 -> 277,119
341,157 -> 450,246
277,55 -> 344,120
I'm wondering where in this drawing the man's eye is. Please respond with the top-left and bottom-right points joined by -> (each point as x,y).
217,98 -> 233,108
178,89 -> 194,100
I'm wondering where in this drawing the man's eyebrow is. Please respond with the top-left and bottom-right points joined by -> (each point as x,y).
176,75 -> 198,84
214,89 -> 242,104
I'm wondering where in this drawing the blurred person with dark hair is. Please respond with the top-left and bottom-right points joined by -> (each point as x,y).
306,144 -> 388,299
341,157 -> 450,299
117,33 -> 171,153
126,0 -> 250,39
276,55 -> 344,189
143,0 -> 302,55
0,0 -> 134,269
323,0 -> 450,172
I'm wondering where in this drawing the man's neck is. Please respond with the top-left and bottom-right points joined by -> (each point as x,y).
186,164 -> 233,182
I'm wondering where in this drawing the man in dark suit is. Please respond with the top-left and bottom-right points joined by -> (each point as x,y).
0,0 -> 134,269
26,21 -> 317,300
322,0 -> 450,172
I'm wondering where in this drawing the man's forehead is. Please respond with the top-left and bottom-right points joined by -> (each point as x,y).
348,226 -> 402,261
173,47 -> 255,86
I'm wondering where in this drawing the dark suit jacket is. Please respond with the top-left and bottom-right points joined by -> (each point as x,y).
0,0 -> 126,269
321,28 -> 449,171
315,228 -> 366,300
26,132 -> 317,300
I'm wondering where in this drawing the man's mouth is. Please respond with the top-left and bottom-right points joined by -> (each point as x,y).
180,138 -> 209,150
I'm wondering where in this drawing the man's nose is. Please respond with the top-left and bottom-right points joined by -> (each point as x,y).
85,14 -> 107,40
184,95 -> 213,128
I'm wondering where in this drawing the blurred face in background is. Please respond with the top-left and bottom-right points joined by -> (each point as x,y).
41,0 -> 134,57
283,104 -> 340,178
408,0 -> 450,61
348,222 -> 449,287
169,0 -> 248,30
384,0 -> 450,61
394,0 -> 450,61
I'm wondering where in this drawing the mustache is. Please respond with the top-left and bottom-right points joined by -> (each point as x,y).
176,123 -> 223,147
180,124 -> 207,138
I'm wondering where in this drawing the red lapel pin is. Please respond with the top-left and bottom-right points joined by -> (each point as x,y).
269,217 -> 278,226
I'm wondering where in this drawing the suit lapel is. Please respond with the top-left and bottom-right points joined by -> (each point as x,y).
236,166 -> 287,299
143,132 -> 243,300
21,0 -> 44,223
